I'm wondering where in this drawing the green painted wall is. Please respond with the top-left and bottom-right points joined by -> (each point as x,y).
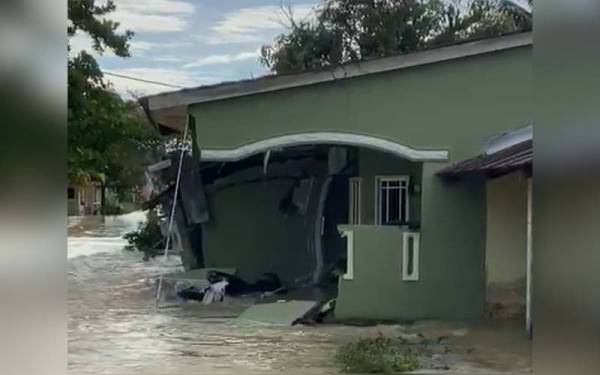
190,47 -> 531,320
335,225 -> 414,320
337,172 -> 487,321
357,148 -> 422,225
418,164 -> 487,318
190,48 -> 531,162
202,179 -> 315,285
486,172 -> 527,284
485,172 -> 527,314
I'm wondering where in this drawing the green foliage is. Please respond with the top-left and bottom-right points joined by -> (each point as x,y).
67,74 -> 161,190
335,336 -> 419,373
68,0 -> 162,196
124,210 -> 164,260
68,0 -> 133,57
261,0 -> 533,74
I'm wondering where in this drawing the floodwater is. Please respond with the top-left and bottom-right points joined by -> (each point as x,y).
68,212 -> 531,375
67,212 -> 348,375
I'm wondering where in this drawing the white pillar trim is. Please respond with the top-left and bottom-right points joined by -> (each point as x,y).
340,230 -> 354,281
200,132 -> 448,162
526,177 -> 533,336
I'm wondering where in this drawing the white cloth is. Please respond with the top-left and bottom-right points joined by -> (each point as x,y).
201,280 -> 229,305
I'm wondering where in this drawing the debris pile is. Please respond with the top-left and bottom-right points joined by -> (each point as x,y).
176,271 -> 284,304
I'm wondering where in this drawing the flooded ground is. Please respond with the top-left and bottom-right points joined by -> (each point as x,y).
68,212 -> 531,375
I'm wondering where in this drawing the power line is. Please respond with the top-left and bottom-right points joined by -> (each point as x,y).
104,71 -> 185,89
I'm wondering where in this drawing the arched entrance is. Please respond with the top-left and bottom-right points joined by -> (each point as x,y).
196,137 -> 446,288
199,132 -> 448,162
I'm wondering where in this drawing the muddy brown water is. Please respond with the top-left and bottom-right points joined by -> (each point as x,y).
68,213 -> 531,375
68,213 -> 358,375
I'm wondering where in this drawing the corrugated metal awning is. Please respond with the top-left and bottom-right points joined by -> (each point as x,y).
438,139 -> 532,177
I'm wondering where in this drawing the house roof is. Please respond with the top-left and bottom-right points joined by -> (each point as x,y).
140,32 -> 532,132
484,124 -> 532,155
437,139 -> 532,177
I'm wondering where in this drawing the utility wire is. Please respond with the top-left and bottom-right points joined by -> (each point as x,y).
104,71 -> 185,89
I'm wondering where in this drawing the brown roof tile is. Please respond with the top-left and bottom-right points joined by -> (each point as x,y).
438,140 -> 532,177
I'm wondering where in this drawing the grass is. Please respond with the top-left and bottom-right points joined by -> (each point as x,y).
335,335 -> 419,373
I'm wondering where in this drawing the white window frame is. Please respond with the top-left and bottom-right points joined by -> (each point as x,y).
375,175 -> 410,225
340,230 -> 354,280
348,177 -> 362,225
402,232 -> 420,281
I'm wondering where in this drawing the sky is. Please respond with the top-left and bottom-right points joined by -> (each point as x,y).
69,0 -> 531,99
70,0 -> 320,98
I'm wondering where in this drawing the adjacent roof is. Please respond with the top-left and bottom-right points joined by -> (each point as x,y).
484,124 -> 532,155
140,32 -> 532,132
438,139 -> 532,177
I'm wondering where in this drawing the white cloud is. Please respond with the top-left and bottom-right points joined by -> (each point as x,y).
109,0 -> 195,33
111,13 -> 189,33
115,0 -> 195,15
183,50 -> 260,69
130,40 -> 195,55
69,34 -> 190,58
152,55 -> 184,63
129,41 -> 156,54
205,4 -> 317,45
105,67 -> 212,98
161,41 -> 195,49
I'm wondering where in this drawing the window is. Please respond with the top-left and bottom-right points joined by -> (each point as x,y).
375,176 -> 409,225
402,232 -> 420,281
68,188 -> 75,200
348,177 -> 362,224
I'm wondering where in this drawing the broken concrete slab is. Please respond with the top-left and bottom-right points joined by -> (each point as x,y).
236,300 -> 319,326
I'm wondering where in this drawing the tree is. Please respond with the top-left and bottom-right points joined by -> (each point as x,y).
68,0 -> 132,58
68,0 -> 161,210
261,0 -> 532,74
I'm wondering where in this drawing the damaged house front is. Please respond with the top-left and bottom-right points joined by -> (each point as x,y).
140,33 -> 533,328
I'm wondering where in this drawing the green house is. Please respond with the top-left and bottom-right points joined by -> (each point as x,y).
141,33 -> 533,327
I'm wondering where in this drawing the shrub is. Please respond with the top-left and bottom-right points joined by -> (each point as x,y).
335,335 -> 418,373
124,209 -> 164,260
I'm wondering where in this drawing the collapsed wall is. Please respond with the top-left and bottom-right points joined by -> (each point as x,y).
145,146 -> 354,287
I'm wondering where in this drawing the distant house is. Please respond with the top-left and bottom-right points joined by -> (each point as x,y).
68,183 -> 102,216
140,33 -> 533,330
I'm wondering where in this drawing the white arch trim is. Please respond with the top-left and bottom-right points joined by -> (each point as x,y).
200,132 -> 448,162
